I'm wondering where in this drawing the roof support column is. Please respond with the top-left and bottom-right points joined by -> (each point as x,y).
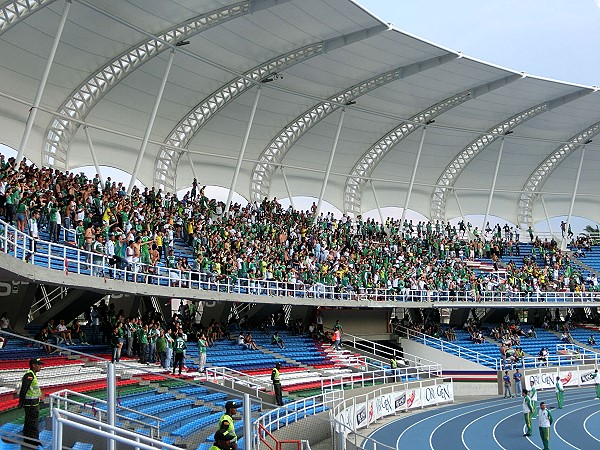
128,49 -> 176,195
279,166 -> 295,210
16,0 -> 71,162
453,190 -> 468,231
401,125 -> 427,224
483,136 -> 505,230
316,109 -> 345,218
539,194 -> 554,241
563,144 -> 587,250
83,126 -> 103,187
370,180 -> 384,225
225,86 -> 262,214
187,151 -> 197,181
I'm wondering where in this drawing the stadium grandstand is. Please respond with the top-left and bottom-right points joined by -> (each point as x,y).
0,1 -> 599,449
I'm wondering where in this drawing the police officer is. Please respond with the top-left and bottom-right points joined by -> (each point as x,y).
272,362 -> 283,406
218,401 -> 239,450
19,358 -> 44,448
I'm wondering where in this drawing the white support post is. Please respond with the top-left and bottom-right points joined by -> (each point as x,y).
107,362 -> 116,450
17,0 -> 72,163
370,180 -> 384,225
401,126 -> 427,224
187,151 -> 197,181
540,195 -> 554,239
563,144 -> 586,250
243,393 -> 251,449
84,126 -> 103,186
280,165 -> 295,210
225,86 -> 261,214
483,137 -> 505,230
316,109 -> 345,218
128,49 -> 176,195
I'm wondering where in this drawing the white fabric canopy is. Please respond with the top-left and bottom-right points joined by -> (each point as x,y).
0,0 -> 598,227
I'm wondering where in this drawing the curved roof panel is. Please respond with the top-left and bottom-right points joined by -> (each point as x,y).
0,0 -> 598,226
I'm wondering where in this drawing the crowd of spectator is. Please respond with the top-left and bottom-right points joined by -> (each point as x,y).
0,153 -> 595,300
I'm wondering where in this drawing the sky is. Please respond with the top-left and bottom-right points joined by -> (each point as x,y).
359,0 -> 600,87
1,1 -> 598,233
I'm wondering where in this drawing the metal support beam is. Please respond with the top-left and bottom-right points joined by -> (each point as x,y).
128,49 -> 176,195
280,165 -> 295,210
187,151 -> 197,181
316,109 -> 345,218
16,0 -> 71,162
370,180 -> 384,225
453,190 -> 468,230
107,362 -> 116,450
84,126 -> 103,187
401,126 -> 427,224
483,137 -> 505,230
540,195 -> 554,239
563,145 -> 586,249
225,86 -> 261,214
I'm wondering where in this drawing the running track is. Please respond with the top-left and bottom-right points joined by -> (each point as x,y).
365,386 -> 600,449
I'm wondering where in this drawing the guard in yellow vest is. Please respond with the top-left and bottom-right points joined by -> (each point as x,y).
218,401 -> 239,450
272,362 -> 283,406
18,358 -> 44,448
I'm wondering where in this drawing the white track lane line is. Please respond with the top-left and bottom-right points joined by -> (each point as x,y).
395,397 -> 515,449
552,399 -> 598,449
461,405 -> 540,450
582,409 -> 600,443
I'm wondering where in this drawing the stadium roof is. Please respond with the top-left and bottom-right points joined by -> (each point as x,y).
1,0 -> 599,227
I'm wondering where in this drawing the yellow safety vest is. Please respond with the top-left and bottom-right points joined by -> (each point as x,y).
25,370 -> 41,400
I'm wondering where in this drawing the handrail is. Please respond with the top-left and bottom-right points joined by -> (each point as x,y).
51,408 -> 182,450
344,332 -> 439,367
50,389 -> 162,437
206,366 -> 271,395
254,390 -> 344,448
401,326 -> 502,370
2,218 -> 600,305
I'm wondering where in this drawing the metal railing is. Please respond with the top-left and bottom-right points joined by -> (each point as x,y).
330,377 -> 454,450
254,390 -> 343,448
50,408 -> 182,450
49,389 -> 163,439
3,219 -> 600,305
401,326 -> 502,370
344,333 -> 440,368
205,366 -> 271,395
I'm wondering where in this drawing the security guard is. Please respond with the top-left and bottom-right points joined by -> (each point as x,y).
271,362 -> 283,406
210,429 -> 235,450
19,358 -> 44,448
218,401 -> 239,450
390,356 -> 398,369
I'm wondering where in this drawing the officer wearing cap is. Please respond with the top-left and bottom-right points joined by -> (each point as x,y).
19,358 -> 44,447
272,362 -> 283,406
210,429 -> 235,450
218,400 -> 239,450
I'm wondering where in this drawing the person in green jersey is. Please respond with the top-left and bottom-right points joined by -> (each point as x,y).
538,402 -> 553,450
173,331 -> 186,375
522,389 -> 534,437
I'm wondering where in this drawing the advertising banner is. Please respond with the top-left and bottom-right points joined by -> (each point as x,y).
579,370 -> 598,386
421,382 -> 454,407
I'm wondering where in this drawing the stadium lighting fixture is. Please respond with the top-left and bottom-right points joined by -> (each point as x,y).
176,40 -> 190,46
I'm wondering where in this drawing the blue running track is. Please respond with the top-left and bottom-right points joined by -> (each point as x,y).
364,386 -> 600,449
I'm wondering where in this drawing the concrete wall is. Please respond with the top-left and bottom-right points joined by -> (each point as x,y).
320,308 -> 391,335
